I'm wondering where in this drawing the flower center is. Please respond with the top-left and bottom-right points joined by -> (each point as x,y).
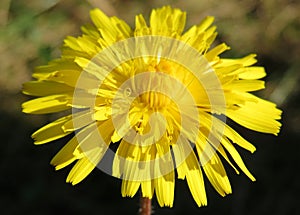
137,60 -> 176,109
139,91 -> 171,109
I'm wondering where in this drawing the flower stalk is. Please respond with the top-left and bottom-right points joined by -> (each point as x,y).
140,196 -> 152,215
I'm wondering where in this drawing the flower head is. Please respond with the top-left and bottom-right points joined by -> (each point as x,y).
22,6 -> 281,207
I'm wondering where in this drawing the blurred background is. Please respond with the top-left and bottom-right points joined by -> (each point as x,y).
0,0 -> 299,214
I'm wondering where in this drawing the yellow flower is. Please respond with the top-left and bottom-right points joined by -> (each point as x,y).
22,6 -> 282,207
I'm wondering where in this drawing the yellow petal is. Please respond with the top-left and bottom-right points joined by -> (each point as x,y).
154,172 -> 175,207
121,180 -> 140,197
117,144 -> 143,180
173,138 -> 207,206
63,36 -> 82,52
150,6 -> 186,36
51,136 -> 79,170
113,140 -> 158,181
76,120 -> 113,153
200,112 -> 256,152
22,94 -> 71,114
31,115 -> 72,145
197,16 -> 215,32
196,127 -> 240,174
238,67 -> 266,79
111,16 -> 132,38
71,91 -> 107,108
224,91 -> 258,106
224,80 -> 265,92
215,64 -> 242,76
90,9 -> 116,35
80,23 -> 100,39
76,35 -> 100,56
135,14 -> 149,36
226,96 -> 282,135
205,43 -> 230,62
33,59 -> 81,80
221,137 -> 255,181
62,110 -> 94,132
141,180 -> 154,199
66,148 -> 101,185
93,106 -> 111,121
170,9 -> 186,35
185,165 -> 207,207
201,153 -> 232,196
203,26 -> 217,46
22,81 -> 73,97
220,54 -> 258,67
111,130 -> 122,143
74,57 -> 107,81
